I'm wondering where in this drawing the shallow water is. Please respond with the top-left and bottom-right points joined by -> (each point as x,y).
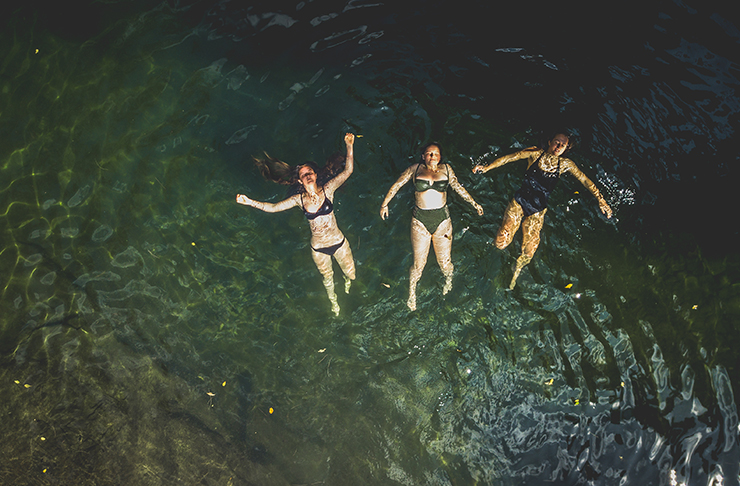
1,1 -> 738,485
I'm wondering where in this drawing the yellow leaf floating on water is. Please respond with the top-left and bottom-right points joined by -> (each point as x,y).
222,381 -> 226,387
381,283 -> 390,288
14,380 -> 19,384
269,407 -> 274,414
24,384 -> 31,388
43,469 -> 47,473
318,348 -> 326,353
692,305 -> 698,310
206,392 -> 216,397
565,283 -> 573,289
545,378 -> 554,386
574,399 -> 580,405
191,242 -> 196,246
40,437 -> 46,441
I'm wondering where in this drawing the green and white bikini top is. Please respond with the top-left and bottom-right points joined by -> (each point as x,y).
413,163 -> 449,193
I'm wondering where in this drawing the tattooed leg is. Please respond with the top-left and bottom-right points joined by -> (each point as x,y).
496,199 -> 524,250
312,249 -> 340,315
431,218 -> 454,295
408,217 -> 433,310
333,239 -> 356,294
510,209 -> 546,290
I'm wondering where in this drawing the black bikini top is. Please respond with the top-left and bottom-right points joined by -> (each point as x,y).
301,188 -> 333,220
414,163 -> 450,193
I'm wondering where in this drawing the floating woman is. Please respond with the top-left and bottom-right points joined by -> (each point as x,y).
380,142 -> 484,310
236,133 -> 356,316
472,132 -> 612,289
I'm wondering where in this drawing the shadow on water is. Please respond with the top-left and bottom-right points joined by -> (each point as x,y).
1,0 -> 739,485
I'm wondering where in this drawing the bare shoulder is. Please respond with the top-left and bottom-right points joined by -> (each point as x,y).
515,146 -> 541,159
287,192 -> 303,204
401,163 -> 420,177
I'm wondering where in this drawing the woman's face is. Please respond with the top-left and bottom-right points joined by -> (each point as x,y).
423,145 -> 441,165
548,134 -> 570,156
298,166 -> 316,186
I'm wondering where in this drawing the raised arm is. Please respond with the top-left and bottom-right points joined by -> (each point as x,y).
448,166 -> 483,215
562,159 -> 612,218
236,193 -> 301,213
325,133 -> 355,192
472,147 -> 539,174
380,165 -> 415,220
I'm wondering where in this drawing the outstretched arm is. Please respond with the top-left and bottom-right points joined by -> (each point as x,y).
563,160 -> 612,218
472,147 -> 539,174
236,193 -> 300,213
325,133 -> 355,192
448,166 -> 483,215
380,165 -> 415,220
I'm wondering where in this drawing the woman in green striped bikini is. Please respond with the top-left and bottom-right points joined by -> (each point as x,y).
380,143 -> 483,310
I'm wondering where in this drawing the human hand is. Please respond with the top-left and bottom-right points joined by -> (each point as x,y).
599,200 -> 612,219
345,132 -> 355,145
236,194 -> 252,206
472,165 -> 485,174
380,205 -> 389,220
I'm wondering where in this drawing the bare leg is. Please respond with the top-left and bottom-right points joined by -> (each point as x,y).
332,239 -> 356,294
496,199 -> 524,250
509,209 -> 546,290
311,249 -> 340,315
431,217 -> 454,295
408,217 -> 433,310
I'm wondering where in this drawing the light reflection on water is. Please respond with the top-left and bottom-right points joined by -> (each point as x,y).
1,1 -> 738,485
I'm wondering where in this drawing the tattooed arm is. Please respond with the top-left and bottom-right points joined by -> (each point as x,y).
380,164 -> 416,220
562,159 -> 612,218
448,166 -> 483,215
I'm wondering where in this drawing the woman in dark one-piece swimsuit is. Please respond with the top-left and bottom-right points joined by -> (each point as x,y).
473,133 -> 612,289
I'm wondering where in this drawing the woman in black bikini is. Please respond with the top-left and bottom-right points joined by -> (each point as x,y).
472,133 -> 612,289
380,143 -> 483,310
236,133 -> 356,316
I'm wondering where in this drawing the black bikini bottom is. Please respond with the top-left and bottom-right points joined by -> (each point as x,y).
412,205 -> 450,234
312,238 -> 346,256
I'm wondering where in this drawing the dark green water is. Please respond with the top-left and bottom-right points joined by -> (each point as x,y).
1,1 -> 738,485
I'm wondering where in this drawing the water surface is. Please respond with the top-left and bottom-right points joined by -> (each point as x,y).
1,1 -> 738,484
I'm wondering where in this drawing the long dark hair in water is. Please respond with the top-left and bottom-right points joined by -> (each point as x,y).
252,152 -> 346,196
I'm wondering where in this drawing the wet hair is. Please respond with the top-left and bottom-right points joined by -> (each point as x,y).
252,152 -> 346,196
420,142 -> 443,162
542,132 -> 574,154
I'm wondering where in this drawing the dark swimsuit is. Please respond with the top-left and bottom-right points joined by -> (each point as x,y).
302,189 -> 346,256
312,238 -> 346,256
514,151 -> 561,217
413,164 -> 451,234
302,188 -> 333,220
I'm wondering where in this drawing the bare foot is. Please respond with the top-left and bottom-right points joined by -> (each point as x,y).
442,276 -> 453,295
509,255 -> 529,290
406,292 -> 416,311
